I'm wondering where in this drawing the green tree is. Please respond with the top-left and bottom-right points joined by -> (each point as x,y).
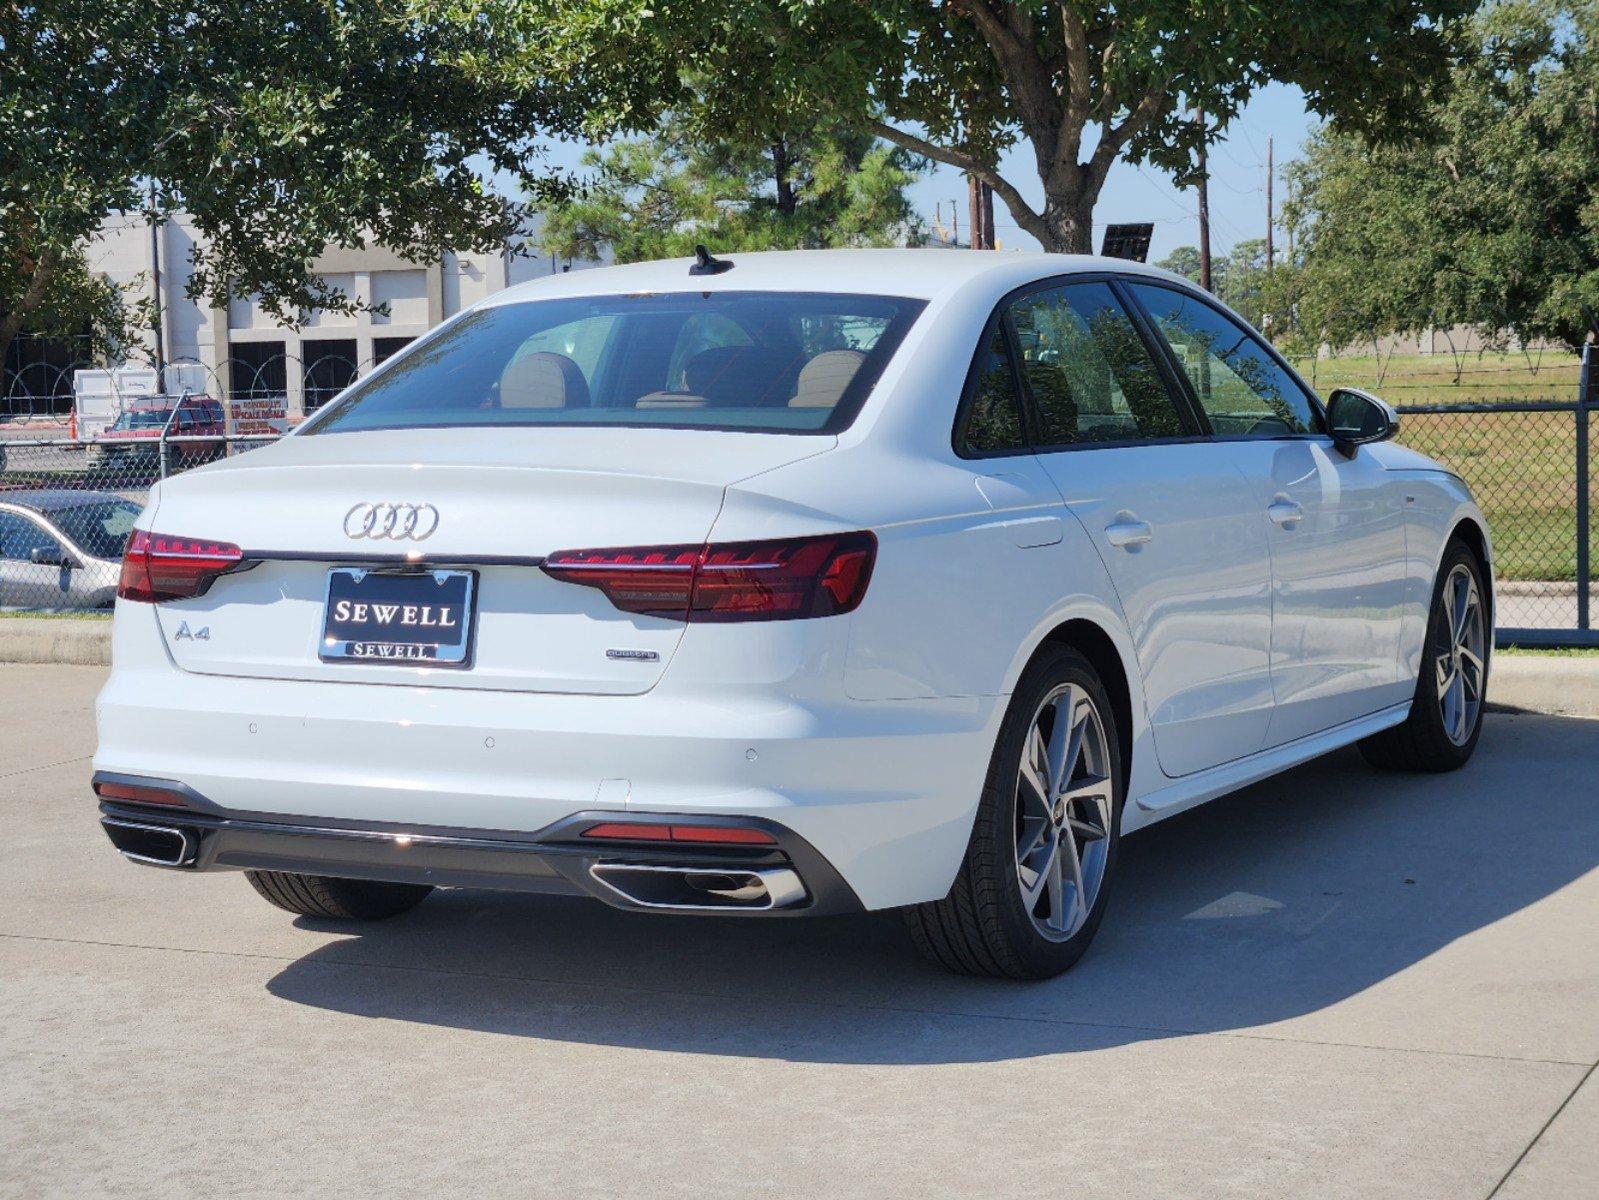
0,0 -> 571,366
1284,0 -> 1599,351
1156,240 -> 1273,329
510,0 -> 1477,254
541,114 -> 928,263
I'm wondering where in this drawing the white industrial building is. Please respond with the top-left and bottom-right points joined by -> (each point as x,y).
86,211 -> 599,417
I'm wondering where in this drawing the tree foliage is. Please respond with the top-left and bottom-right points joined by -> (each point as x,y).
540,114 -> 928,263
1156,239 -> 1275,329
508,0 -> 1478,253
0,0 -> 568,363
1284,0 -> 1599,351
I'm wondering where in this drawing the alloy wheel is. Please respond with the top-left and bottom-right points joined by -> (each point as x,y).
1014,683 -> 1114,941
1435,562 -> 1486,746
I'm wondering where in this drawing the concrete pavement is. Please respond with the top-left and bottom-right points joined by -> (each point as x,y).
2,663 -> 1596,1199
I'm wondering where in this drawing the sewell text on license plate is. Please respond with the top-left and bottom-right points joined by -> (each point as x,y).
319,568 -> 476,667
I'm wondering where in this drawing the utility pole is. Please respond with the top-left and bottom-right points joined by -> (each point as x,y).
147,179 -> 166,380
1196,111 -> 1212,292
1265,135 -> 1275,273
967,175 -> 994,249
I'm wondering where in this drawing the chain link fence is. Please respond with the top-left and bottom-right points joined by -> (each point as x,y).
2,343 -> 1595,644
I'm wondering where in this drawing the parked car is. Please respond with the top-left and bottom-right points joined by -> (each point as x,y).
90,394 -> 226,469
92,250 -> 1491,978
0,489 -> 143,608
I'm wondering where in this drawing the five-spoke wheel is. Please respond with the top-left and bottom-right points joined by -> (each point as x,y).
1015,683 -> 1114,942
906,644 -> 1123,979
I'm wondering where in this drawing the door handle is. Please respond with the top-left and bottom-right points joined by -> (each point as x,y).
1104,517 -> 1153,549
1267,499 -> 1304,528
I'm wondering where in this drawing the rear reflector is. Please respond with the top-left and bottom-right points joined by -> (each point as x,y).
581,822 -> 778,846
94,779 -> 189,807
118,530 -> 243,603
543,531 -> 875,622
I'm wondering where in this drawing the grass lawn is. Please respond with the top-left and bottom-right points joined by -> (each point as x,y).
1286,351 -> 1591,583
1286,348 -> 1583,406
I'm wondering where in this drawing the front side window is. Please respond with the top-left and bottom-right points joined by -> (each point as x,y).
1007,283 -> 1188,446
309,292 -> 925,436
0,512 -> 60,562
1127,282 -> 1321,437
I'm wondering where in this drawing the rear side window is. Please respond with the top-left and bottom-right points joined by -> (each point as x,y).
957,327 -> 1026,453
1127,282 -> 1322,436
308,291 -> 925,436
1008,283 -> 1188,446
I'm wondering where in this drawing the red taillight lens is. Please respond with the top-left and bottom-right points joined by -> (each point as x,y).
117,529 -> 244,603
580,822 -> 777,845
543,531 -> 875,622
93,779 -> 188,807
538,544 -> 701,618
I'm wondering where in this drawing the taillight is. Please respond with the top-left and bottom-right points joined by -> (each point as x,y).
117,529 -> 243,603
542,531 -> 875,622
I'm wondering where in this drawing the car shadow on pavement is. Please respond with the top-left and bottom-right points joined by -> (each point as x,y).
265,716 -> 1599,1064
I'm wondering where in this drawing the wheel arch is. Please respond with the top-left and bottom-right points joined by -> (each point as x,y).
1448,515 -> 1494,629
1034,618 -> 1136,788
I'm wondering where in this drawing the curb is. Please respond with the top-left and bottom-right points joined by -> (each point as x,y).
1487,655 -> 1599,718
0,618 -> 112,666
0,618 -> 1593,716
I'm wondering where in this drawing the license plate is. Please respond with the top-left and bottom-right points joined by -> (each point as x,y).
319,568 -> 476,667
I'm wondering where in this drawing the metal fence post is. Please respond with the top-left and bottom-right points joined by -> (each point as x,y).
1579,344 -> 1592,632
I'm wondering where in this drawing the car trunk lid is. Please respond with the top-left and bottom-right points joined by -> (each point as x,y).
144,427 -> 832,693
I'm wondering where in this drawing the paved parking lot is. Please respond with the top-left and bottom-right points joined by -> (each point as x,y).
2,663 -> 1596,1199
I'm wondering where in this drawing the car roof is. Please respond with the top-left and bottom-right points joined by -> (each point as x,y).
0,488 -> 136,513
484,248 -> 1198,307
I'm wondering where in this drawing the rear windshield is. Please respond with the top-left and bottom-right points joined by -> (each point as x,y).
307,291 -> 926,436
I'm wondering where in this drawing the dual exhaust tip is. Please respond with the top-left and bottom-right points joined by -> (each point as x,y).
589,862 -> 807,911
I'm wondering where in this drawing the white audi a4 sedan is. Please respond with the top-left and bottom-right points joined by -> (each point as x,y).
94,249 -> 1491,978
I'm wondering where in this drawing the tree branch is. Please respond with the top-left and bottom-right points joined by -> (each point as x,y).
866,119 -> 1050,245
0,245 -> 61,366
1087,70 -> 1170,190
948,0 -> 1060,158
1055,4 -> 1092,165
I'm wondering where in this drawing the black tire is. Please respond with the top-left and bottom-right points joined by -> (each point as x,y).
245,870 -> 433,920
1359,537 -> 1489,772
904,643 -> 1124,980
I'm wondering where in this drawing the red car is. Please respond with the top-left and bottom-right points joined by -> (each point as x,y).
91,395 -> 226,468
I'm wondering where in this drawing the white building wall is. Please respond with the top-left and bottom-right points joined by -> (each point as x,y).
84,210 -> 604,418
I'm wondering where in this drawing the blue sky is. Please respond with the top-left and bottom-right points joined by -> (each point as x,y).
532,82 -> 1317,265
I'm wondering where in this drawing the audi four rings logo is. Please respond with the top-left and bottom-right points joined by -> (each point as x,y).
343,502 -> 440,541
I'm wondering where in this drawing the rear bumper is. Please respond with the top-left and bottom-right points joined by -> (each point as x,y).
94,658 -> 1004,910
95,775 -> 863,916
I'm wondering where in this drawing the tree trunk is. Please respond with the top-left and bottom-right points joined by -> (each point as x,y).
0,247 -> 60,377
1038,198 -> 1095,255
772,139 -> 796,217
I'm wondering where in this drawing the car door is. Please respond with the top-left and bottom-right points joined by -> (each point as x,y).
1008,280 -> 1277,778
1125,281 -> 1410,746
0,509 -> 70,608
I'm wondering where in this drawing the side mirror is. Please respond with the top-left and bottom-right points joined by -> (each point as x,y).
30,544 -> 75,569
1326,388 -> 1399,456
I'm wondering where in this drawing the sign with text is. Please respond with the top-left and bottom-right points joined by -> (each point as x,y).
229,396 -> 290,436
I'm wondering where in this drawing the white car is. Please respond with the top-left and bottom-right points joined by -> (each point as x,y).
1,489 -> 141,608
94,250 -> 1491,978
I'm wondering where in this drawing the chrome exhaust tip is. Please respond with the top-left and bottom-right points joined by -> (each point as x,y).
588,862 -> 808,911
100,817 -> 197,868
